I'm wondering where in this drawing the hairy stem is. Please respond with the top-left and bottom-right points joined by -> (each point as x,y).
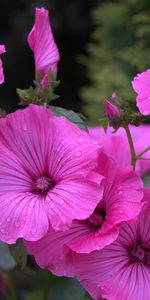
136,146 -> 150,159
124,125 -> 137,169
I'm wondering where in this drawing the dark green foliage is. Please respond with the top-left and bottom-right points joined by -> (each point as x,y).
80,0 -> 150,124
49,106 -> 88,131
0,242 -> 16,270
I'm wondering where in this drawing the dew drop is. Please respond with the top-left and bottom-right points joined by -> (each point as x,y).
0,228 -> 5,234
29,202 -> 35,208
77,138 -> 84,143
6,218 -> 10,223
31,228 -> 36,235
15,198 -> 20,204
63,186 -> 68,191
23,123 -> 27,131
59,199 -> 64,205
49,202 -> 55,208
75,151 -> 81,157
15,221 -> 20,228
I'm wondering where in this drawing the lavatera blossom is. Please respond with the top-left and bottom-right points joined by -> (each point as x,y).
28,7 -> 60,88
0,105 -> 102,243
132,69 -> 150,115
75,188 -> 150,300
26,150 -> 143,277
0,45 -> 6,84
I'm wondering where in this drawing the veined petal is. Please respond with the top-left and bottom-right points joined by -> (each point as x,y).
28,7 -> 60,75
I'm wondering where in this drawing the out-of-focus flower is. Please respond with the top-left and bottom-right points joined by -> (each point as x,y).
89,125 -> 150,176
103,99 -> 121,125
111,92 -> 117,99
0,45 -> 6,85
26,150 -> 143,276
75,188 -> 150,300
0,105 -> 102,243
28,8 -> 60,80
132,69 -> 150,115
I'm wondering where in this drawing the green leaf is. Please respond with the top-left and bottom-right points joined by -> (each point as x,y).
25,291 -> 43,300
0,241 -> 16,270
17,87 -> 35,104
101,117 -> 108,132
9,239 -> 27,270
49,106 -> 88,131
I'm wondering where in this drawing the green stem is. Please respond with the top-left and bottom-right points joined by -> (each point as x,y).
43,270 -> 51,300
124,125 -> 136,169
136,146 -> 150,159
137,157 -> 150,160
7,271 -> 17,300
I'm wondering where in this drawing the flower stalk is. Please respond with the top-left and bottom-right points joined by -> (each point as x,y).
124,125 -> 137,169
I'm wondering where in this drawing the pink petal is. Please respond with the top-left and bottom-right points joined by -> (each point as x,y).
68,151 -> 143,252
0,44 -> 6,84
0,192 -> 49,243
28,8 -> 60,75
75,190 -> 150,300
26,226 -> 76,277
80,279 -> 103,300
103,99 -> 121,123
0,105 -> 54,177
132,69 -> 150,115
88,125 -> 150,176
0,105 -> 102,241
45,179 -> 104,231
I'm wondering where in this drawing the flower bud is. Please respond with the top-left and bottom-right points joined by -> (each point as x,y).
104,99 -> 121,123
111,92 -> 117,99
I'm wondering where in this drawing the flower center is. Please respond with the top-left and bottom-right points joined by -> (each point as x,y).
34,176 -> 54,195
130,244 -> 149,264
88,209 -> 106,228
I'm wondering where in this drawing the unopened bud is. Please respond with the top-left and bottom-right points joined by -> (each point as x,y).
104,99 -> 121,120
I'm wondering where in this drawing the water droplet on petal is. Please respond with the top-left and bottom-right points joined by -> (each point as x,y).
49,202 -> 55,208
15,221 -> 20,228
75,151 -> 81,157
59,199 -> 64,205
23,123 -> 27,131
77,138 -> 84,143
6,218 -> 10,223
31,228 -> 36,235
29,202 -> 35,208
15,198 -> 20,204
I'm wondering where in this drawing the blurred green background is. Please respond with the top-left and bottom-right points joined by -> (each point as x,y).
0,0 -> 150,299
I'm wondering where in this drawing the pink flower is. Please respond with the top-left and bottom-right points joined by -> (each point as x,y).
28,8 -> 60,77
26,150 -> 143,276
103,99 -> 121,124
41,74 -> 50,90
89,125 -> 150,176
0,105 -> 102,243
132,69 -> 150,115
75,189 -> 150,300
0,45 -> 6,84
111,92 -> 117,99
